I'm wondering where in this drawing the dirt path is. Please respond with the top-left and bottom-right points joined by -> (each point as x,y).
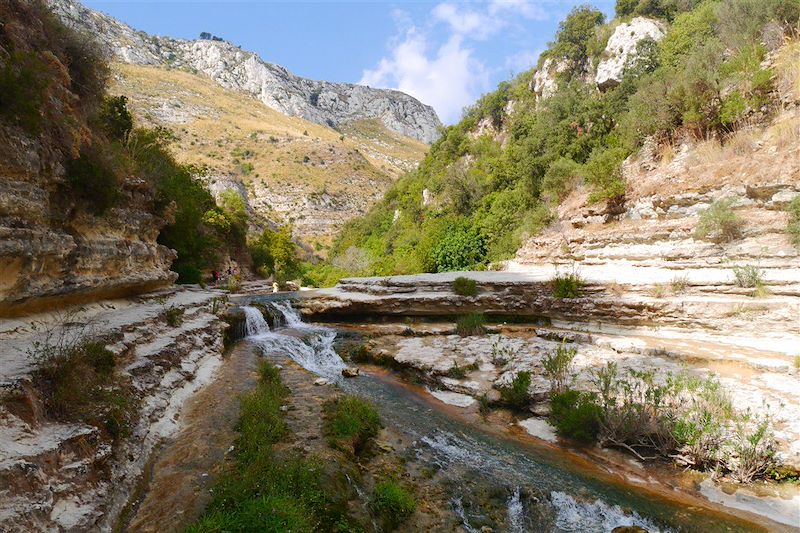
122,342 -> 260,533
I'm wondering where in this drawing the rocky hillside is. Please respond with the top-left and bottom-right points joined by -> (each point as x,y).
325,0 -> 800,278
110,62 -> 427,246
49,0 -> 441,144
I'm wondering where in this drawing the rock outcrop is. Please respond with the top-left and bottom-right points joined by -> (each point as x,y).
530,57 -> 572,101
595,17 -> 665,91
0,288 -> 228,531
0,125 -> 176,318
49,0 -> 442,144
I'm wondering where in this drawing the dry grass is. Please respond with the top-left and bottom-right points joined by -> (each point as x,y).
775,39 -> 800,103
109,63 -> 427,242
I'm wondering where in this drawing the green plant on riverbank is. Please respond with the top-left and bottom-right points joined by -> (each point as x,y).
545,363 -> 777,482
788,196 -> 800,246
550,389 -> 601,443
455,313 -> 486,335
542,341 -> 577,394
695,199 -> 743,243
732,264 -> 768,297
370,479 -> 416,531
188,361 -> 360,532
453,276 -> 478,296
26,313 -> 131,440
499,371 -> 532,410
552,269 -> 584,299
323,395 -> 382,456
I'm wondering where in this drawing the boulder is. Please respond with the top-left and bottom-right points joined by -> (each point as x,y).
595,17 -> 665,91
341,367 -> 360,378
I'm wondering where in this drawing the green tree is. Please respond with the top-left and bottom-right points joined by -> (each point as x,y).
548,5 -> 605,69
432,221 -> 487,272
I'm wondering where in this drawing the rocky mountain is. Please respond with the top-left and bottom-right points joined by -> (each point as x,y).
49,0 -> 442,144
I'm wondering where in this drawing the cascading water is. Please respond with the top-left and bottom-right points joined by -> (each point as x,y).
506,487 -> 524,533
242,306 -> 269,336
242,301 -> 345,379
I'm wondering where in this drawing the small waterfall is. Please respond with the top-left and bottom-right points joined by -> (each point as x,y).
451,497 -> 480,533
246,301 -> 345,379
271,300 -> 304,328
242,306 -> 270,337
507,487 -> 524,532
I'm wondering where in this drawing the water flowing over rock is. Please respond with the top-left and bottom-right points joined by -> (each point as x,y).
595,17 -> 666,91
49,0 -> 442,143
245,301 -> 346,379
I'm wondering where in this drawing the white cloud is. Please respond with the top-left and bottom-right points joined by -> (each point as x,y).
432,3 -> 500,40
359,28 -> 489,124
360,1 -> 550,124
489,0 -> 548,21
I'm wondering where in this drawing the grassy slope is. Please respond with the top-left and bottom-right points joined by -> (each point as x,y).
110,63 -> 428,248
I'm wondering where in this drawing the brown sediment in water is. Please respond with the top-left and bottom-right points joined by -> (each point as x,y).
361,365 -> 797,533
120,342 -> 261,533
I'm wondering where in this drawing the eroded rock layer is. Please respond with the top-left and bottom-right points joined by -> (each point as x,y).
0,126 -> 176,317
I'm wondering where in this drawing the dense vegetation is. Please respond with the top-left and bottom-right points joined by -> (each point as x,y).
315,0 -> 798,282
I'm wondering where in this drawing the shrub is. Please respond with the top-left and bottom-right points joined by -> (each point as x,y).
499,371 -> 531,410
225,274 -> 241,293
370,480 -> 416,530
549,389 -> 601,443
787,196 -> 800,246
551,269 -> 584,299
99,95 -> 133,141
323,395 -> 381,456
732,264 -> 768,297
65,145 -> 122,215
728,412 -> 777,483
249,226 -> 301,282
446,360 -> 479,379
548,5 -> 606,68
583,147 -> 628,202
542,157 -> 581,201
455,313 -> 486,336
694,198 -> 743,243
163,305 -> 184,327
732,264 -> 764,288
453,276 -> 478,296
491,339 -> 514,367
27,314 -> 130,439
670,275 -> 690,294
446,362 -> 468,379
541,341 -> 577,394
433,222 -> 487,272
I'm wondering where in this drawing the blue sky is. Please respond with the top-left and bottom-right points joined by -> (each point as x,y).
83,1 -> 614,123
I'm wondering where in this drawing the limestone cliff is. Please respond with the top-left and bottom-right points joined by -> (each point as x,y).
49,0 -> 442,144
0,2 -> 176,317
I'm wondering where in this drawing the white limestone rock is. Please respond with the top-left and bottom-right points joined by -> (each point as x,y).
595,17 -> 666,91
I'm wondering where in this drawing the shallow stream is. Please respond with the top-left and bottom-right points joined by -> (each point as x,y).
242,303 -> 788,532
